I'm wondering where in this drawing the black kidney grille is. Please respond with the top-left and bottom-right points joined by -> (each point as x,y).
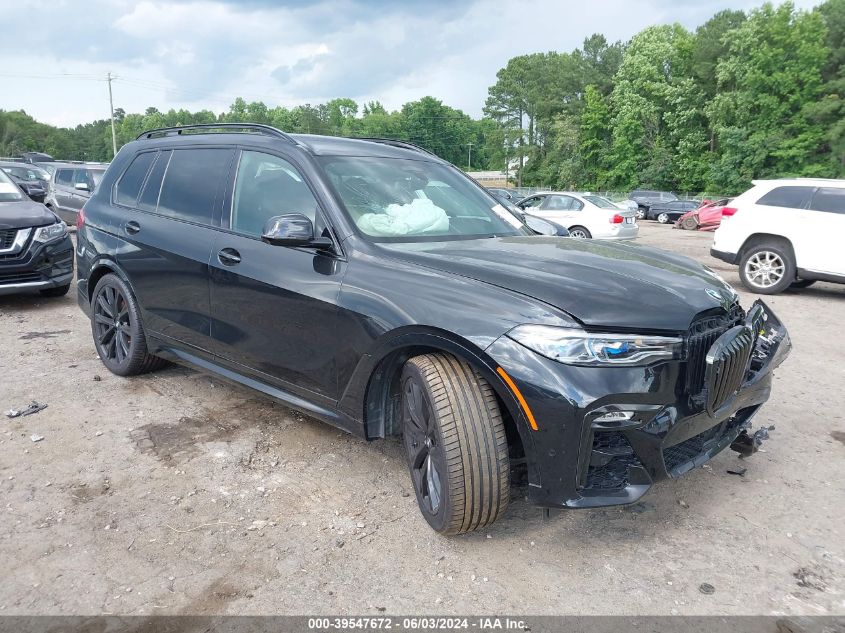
705,326 -> 754,415
685,305 -> 745,401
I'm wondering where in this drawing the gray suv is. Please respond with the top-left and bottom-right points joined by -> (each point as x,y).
45,163 -> 108,224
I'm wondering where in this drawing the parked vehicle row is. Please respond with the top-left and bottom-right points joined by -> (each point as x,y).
0,162 -> 49,203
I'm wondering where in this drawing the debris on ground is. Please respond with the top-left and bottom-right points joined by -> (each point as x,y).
30,434 -> 45,443
793,566 -> 827,592
699,582 -> 715,595
5,402 -> 48,418
727,467 -> 748,477
678,500 -> 689,508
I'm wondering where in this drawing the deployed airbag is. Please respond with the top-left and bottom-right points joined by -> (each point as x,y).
358,198 -> 449,236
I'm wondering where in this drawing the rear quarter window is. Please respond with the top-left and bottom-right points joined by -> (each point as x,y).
115,152 -> 156,207
809,187 -> 845,214
756,186 -> 814,209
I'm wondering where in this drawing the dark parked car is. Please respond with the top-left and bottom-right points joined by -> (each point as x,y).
487,187 -> 519,202
45,162 -> 107,224
0,162 -> 49,203
0,169 -> 74,297
22,151 -> 54,164
629,189 -> 678,219
76,124 -> 791,534
647,199 -> 700,223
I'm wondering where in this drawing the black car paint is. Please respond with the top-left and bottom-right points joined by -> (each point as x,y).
647,200 -> 699,222
76,130 -> 790,510
0,198 -> 74,296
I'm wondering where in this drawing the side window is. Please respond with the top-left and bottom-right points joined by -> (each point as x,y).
157,148 -> 233,225
520,196 -> 543,208
756,186 -> 813,209
543,195 -> 571,211
138,151 -> 171,212
72,169 -> 93,189
570,197 -> 584,211
115,152 -> 156,207
56,170 -> 73,186
809,187 -> 845,214
231,150 -> 319,237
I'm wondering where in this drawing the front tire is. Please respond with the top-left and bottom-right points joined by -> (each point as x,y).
739,243 -> 795,295
657,212 -> 670,224
400,354 -> 510,535
90,274 -> 167,376
636,207 -> 646,220
569,226 -> 592,239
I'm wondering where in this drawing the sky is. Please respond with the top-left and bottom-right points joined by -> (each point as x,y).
2,0 -> 822,128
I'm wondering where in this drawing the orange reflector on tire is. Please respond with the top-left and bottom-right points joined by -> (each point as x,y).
496,367 -> 538,431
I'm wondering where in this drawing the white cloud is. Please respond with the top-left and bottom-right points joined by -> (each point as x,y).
0,0 -> 825,127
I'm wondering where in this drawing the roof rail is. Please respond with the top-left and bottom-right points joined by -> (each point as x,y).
355,137 -> 439,158
136,123 -> 298,144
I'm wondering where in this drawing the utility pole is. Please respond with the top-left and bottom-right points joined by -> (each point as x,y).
107,72 -> 117,158
467,142 -> 473,170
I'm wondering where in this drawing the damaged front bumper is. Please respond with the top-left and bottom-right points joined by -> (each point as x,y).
486,300 -> 790,509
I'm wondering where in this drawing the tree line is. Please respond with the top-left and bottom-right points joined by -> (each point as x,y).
1,0 -> 842,196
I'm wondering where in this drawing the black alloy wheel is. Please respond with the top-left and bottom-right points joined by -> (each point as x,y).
90,274 -> 167,376
400,354 -> 510,535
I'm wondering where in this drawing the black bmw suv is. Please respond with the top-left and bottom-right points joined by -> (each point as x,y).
0,169 -> 73,297
76,124 -> 790,534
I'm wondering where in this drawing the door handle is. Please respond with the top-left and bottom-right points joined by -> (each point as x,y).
218,247 -> 241,266
125,220 -> 141,235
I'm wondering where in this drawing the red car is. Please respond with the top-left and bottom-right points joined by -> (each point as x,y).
676,198 -> 733,231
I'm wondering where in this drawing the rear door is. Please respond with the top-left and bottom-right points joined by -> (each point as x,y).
753,185 -> 815,268
539,194 -> 583,224
208,148 -> 348,401
805,186 -> 845,274
116,147 -> 235,353
52,169 -> 76,222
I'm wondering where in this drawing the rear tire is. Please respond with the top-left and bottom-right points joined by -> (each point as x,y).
636,207 -> 646,220
657,212 -> 670,224
680,216 -> 699,230
39,284 -> 70,298
739,242 -> 795,295
90,274 -> 167,376
569,226 -> 592,239
400,354 -> 510,535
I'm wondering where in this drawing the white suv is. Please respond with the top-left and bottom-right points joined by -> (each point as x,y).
711,179 -> 845,294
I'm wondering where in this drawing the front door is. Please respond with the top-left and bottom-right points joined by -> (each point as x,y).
209,149 -> 348,401
803,187 -> 845,274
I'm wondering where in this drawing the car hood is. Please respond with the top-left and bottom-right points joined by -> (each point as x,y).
378,236 -> 737,331
0,199 -> 57,230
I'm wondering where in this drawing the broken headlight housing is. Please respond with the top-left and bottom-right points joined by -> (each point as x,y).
507,325 -> 683,367
32,222 -> 67,244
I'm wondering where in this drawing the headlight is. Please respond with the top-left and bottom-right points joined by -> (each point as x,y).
507,325 -> 683,366
32,222 -> 67,243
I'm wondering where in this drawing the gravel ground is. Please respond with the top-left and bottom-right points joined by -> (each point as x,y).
0,222 -> 842,616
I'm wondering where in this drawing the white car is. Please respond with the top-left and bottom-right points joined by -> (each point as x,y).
516,191 -> 638,240
711,178 -> 845,294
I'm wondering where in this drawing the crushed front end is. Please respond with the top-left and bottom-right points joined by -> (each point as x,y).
486,300 -> 791,508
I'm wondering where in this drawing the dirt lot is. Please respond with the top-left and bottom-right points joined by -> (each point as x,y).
0,222 -> 843,617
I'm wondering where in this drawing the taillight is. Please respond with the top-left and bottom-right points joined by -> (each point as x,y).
77,206 -> 85,229
610,214 -> 624,224
721,207 -> 737,217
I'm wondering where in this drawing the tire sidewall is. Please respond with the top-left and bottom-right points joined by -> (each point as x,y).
570,226 -> 591,239
400,362 -> 454,533
658,213 -> 669,224
90,274 -> 146,375
739,244 -> 796,295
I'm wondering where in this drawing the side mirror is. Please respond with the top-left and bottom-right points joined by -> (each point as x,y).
524,214 -> 569,237
261,213 -> 333,249
74,182 -> 89,191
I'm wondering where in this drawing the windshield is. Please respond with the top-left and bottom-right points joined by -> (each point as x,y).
0,170 -> 24,202
583,195 -> 619,209
320,156 -> 530,241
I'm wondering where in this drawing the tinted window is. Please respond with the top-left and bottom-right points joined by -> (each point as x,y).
115,152 -> 156,207
157,149 -> 232,224
809,187 -> 845,214
520,196 -> 543,208
231,151 -> 318,236
138,151 -> 170,212
756,186 -> 813,209
56,169 -> 73,186
543,195 -> 574,211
